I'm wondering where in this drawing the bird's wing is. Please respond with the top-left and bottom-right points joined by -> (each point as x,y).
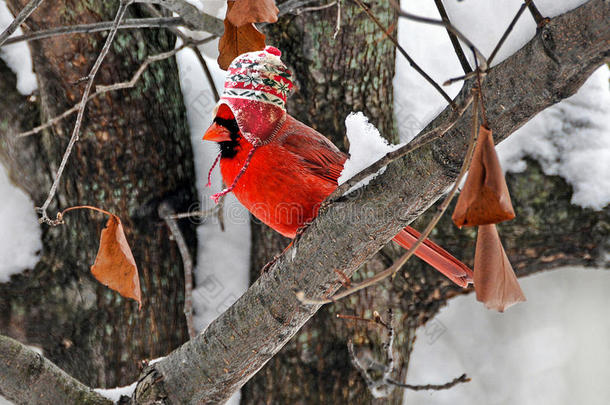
279,116 -> 347,184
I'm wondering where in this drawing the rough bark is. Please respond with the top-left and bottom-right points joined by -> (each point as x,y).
0,335 -> 112,405
0,0 -> 196,388
129,1 -> 609,404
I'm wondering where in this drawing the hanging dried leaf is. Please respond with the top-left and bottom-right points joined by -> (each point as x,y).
91,215 -> 141,309
452,125 -> 515,227
474,224 -> 525,312
218,1 -> 266,70
227,0 -> 279,27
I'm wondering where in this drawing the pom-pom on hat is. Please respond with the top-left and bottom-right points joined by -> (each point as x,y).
217,46 -> 294,145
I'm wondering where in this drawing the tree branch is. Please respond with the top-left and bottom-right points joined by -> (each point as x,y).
129,1 -> 609,403
0,335 -> 112,405
3,17 -> 184,45
159,203 -> 196,340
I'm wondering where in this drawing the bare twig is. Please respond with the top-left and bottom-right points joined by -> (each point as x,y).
333,0 -> 342,39
526,0 -> 549,28
159,202 -> 196,339
278,0 -> 327,17
0,0 -> 44,47
348,311 -> 469,395
142,4 -> 220,102
445,0 -> 531,83
381,310 -> 395,385
336,310 -> 389,329
347,340 -> 383,395
165,207 -> 218,220
387,374 -> 471,391
195,47 -> 220,102
295,1 -> 337,15
433,0 -> 471,73
3,17 -> 184,45
353,0 -> 455,107
38,0 -> 132,225
388,0 -> 487,71
487,1 -> 529,66
474,53 -> 488,127
299,87 -> 481,305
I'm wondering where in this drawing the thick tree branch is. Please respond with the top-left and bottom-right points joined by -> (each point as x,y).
129,1 -> 609,403
0,335 -> 112,405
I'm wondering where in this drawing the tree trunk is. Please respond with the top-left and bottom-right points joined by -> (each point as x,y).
0,1 -> 196,388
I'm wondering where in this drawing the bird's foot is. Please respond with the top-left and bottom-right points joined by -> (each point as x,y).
260,255 -> 280,275
259,239 -> 295,275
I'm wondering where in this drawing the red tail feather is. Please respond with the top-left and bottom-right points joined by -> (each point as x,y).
392,226 -> 473,287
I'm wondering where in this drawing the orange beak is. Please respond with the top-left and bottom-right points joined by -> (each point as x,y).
203,122 -> 232,143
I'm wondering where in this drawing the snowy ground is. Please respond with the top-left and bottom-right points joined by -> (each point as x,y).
404,267 -> 610,405
0,0 -> 608,404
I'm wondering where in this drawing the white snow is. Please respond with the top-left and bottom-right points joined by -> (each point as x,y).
338,112 -> 402,188
95,382 -> 137,402
0,395 -> 13,405
404,267 -> 610,405
182,0 -> 226,19
175,40 -> 250,332
497,67 -> 610,210
0,162 -> 41,283
0,1 -> 37,95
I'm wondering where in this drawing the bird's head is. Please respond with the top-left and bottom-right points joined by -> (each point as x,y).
203,104 -> 244,159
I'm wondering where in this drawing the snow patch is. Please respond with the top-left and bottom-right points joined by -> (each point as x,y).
405,267 -> 610,405
497,67 -> 610,210
0,1 -> 37,95
95,382 -> 137,402
0,162 -> 41,283
338,112 -> 402,189
175,42 -> 250,333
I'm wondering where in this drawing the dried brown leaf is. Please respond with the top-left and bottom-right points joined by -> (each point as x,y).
452,125 -> 515,227
218,1 -> 266,70
227,0 -> 279,27
91,215 -> 141,309
474,224 -> 525,312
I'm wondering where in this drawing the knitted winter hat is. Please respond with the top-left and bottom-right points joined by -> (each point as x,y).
208,46 -> 294,203
216,46 -> 294,145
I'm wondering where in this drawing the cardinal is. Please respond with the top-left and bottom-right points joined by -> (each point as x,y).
203,46 -> 473,287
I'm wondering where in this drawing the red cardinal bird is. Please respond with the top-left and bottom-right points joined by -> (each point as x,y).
203,46 -> 473,287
